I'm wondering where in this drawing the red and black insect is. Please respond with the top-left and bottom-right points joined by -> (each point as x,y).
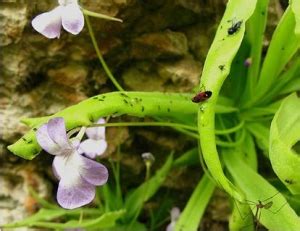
192,91 -> 212,103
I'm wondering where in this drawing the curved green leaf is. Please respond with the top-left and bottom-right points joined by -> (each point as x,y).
223,149 -> 300,231
291,0 -> 300,35
244,6 -> 300,107
270,93 -> 300,194
175,174 -> 215,231
8,92 -> 197,159
198,0 -> 257,201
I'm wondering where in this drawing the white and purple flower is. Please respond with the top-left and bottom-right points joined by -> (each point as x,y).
36,117 -> 108,209
32,0 -> 84,39
79,118 -> 108,159
166,207 -> 181,231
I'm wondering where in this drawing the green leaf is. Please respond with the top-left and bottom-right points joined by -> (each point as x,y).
8,92 -> 198,160
172,148 -> 198,168
223,149 -> 300,231
198,0 -> 257,202
123,154 -> 173,221
291,0 -> 300,35
3,209 -> 67,228
243,0 -> 269,100
6,209 -> 125,229
246,122 -> 270,156
244,6 -> 300,108
175,174 -> 215,231
270,93 -> 300,194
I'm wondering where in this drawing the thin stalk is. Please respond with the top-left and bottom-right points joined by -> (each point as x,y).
87,121 -> 198,131
85,15 -> 124,91
82,8 -> 123,22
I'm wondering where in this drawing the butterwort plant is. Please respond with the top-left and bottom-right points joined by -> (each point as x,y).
36,117 -> 108,209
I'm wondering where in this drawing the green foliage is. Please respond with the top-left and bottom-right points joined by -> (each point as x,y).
123,154 -> 173,222
3,208 -> 125,229
175,174 -> 215,231
270,93 -> 300,194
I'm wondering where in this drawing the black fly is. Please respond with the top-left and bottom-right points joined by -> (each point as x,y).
228,20 -> 243,35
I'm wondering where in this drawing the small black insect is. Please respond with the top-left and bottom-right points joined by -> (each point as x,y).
192,91 -> 212,103
218,65 -> 225,71
228,20 -> 243,35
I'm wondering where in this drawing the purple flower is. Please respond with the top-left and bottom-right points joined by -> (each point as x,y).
79,118 -> 108,159
31,0 -> 84,39
166,207 -> 180,231
36,117 -> 108,209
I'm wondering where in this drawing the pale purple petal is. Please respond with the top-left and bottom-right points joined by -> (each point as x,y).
166,223 -> 175,231
79,139 -> 107,159
31,6 -> 62,39
47,118 -> 70,149
53,151 -> 108,185
52,151 -> 79,179
52,161 -> 61,180
79,156 -> 108,186
86,118 -> 106,140
36,124 -> 62,155
61,3 -> 84,35
57,176 -> 95,209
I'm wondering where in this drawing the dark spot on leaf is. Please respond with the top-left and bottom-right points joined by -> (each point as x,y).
141,106 -> 145,112
98,99 -> 104,101
22,137 -> 27,142
167,108 -> 170,112
292,141 -> 300,155
33,128 -> 37,131
219,65 -> 225,71
120,93 -> 129,98
123,99 -> 129,104
285,179 -> 294,184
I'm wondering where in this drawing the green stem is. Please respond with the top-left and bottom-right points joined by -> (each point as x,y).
85,15 -> 124,91
215,120 -> 244,135
82,8 -> 123,22
88,121 -> 198,131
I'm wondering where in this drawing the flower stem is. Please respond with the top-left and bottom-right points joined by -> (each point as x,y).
85,15 -> 124,91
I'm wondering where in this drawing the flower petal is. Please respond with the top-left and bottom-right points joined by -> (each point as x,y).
79,139 -> 107,159
36,124 -> 62,155
86,118 -> 106,140
52,151 -> 79,179
61,3 -> 84,35
57,176 -> 95,209
53,150 -> 108,186
31,6 -> 62,39
79,156 -> 108,186
47,118 -> 70,149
